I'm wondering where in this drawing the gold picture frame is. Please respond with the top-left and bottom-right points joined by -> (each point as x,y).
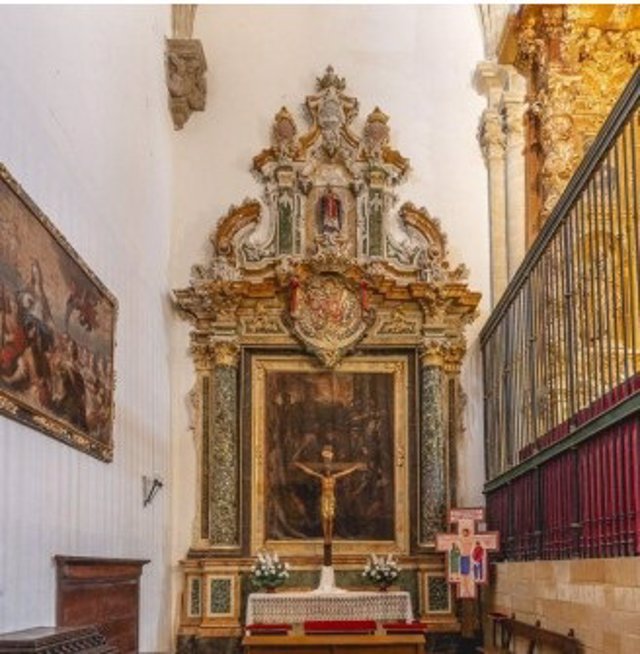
0,165 -> 116,461
250,353 -> 409,557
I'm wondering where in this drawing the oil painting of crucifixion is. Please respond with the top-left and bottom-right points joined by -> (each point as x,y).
250,354 -> 410,556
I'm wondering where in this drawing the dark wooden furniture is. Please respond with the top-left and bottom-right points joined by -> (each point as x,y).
242,633 -> 426,654
0,626 -> 117,654
55,556 -> 149,654
480,613 -> 581,654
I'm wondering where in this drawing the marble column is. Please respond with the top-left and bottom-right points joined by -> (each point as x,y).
419,349 -> 447,545
209,341 -> 240,547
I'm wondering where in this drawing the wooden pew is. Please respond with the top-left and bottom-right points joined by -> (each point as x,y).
479,613 -> 581,654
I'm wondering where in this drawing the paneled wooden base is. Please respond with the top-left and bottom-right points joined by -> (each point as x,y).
55,556 -> 149,654
0,626 -> 117,654
242,634 -> 425,654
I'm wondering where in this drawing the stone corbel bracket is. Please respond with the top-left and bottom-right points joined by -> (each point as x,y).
166,38 -> 207,130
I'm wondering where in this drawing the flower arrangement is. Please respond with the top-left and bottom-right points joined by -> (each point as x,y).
362,553 -> 400,590
249,550 -> 290,592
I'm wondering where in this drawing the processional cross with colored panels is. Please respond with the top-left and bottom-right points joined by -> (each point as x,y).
435,508 -> 499,599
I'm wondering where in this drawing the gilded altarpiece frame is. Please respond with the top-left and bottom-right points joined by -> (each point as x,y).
174,67 -> 480,647
250,354 -> 410,558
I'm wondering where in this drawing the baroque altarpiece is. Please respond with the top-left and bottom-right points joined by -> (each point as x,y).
174,68 -> 480,647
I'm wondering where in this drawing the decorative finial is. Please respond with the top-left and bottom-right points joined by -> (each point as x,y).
316,65 -> 346,92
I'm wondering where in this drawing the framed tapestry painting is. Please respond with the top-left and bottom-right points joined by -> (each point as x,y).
0,165 -> 117,461
250,353 -> 410,557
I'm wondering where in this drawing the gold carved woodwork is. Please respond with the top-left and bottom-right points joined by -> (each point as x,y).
213,200 -> 262,260
212,341 -> 240,368
173,68 -> 481,571
420,337 -> 467,372
284,272 -> 375,367
499,4 -> 640,233
174,70 -> 478,641
250,354 -> 410,559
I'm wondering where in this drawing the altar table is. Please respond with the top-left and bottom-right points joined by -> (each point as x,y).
246,591 -> 414,626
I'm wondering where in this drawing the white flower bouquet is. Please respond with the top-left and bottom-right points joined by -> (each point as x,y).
249,550 -> 290,592
362,553 -> 400,590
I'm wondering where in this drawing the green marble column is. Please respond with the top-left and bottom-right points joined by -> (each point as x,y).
420,363 -> 447,545
209,343 -> 239,546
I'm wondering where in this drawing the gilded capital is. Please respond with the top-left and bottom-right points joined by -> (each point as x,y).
190,337 -> 217,370
442,338 -> 467,374
212,341 -> 240,368
420,339 -> 446,368
420,336 -> 467,372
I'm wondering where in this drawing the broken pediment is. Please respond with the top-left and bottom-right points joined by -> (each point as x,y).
175,66 -> 480,367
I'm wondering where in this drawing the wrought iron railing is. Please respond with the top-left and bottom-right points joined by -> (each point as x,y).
482,68 -> 639,559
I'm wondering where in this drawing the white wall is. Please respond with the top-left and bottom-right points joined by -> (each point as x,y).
0,6 -> 173,651
170,3 -> 491,617
0,4 -> 491,650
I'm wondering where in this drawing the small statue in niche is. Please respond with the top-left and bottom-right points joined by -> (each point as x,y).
277,191 -> 295,254
317,186 -> 343,236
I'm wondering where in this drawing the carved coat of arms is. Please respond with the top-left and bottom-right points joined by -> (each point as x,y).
287,273 -> 374,367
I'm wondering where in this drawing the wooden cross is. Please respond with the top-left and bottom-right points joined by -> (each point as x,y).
435,507 -> 499,599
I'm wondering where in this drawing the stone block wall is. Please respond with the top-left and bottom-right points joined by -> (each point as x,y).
483,558 -> 640,654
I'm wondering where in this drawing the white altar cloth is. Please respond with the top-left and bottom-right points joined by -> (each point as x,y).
246,590 -> 413,625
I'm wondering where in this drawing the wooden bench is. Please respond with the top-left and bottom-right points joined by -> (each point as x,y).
479,613 -> 581,654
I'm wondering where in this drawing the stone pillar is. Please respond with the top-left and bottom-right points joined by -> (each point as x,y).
209,341 -> 240,547
419,342 -> 447,546
475,62 -> 507,306
502,70 -> 528,277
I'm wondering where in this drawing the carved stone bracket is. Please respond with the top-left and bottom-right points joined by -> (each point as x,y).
166,38 -> 207,130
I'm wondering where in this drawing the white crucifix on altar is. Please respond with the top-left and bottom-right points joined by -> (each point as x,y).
435,507 -> 499,599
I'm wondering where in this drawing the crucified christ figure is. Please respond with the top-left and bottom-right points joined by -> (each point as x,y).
294,444 -> 366,566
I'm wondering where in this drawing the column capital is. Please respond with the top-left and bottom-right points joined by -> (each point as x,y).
473,60 -> 507,107
420,336 -> 466,372
212,340 -> 240,367
502,96 -> 527,140
189,334 -> 240,369
478,108 -> 506,163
